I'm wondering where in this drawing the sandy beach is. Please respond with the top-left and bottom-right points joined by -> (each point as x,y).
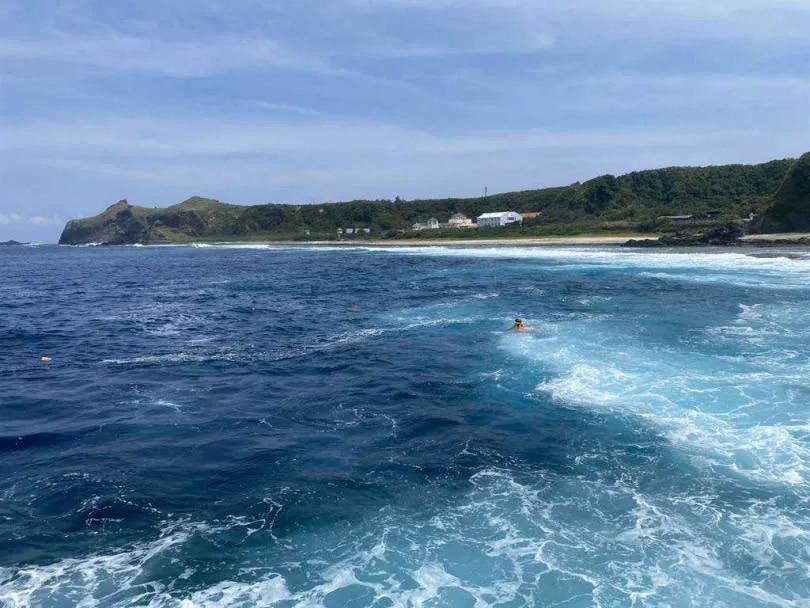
739,232 -> 810,241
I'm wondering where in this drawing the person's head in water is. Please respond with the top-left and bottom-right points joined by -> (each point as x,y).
512,318 -> 525,330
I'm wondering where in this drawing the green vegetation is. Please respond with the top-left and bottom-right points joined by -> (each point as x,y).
759,152 -> 810,232
59,157 -> 801,244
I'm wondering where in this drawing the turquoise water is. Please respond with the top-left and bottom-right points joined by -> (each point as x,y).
1,244 -> 809,606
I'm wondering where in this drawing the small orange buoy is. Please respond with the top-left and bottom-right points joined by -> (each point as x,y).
41,356 -> 52,363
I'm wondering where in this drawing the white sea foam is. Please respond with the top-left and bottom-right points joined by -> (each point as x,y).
373,246 -> 810,288
3,465 -> 808,607
94,301 -> 207,338
492,292 -> 810,492
178,577 -> 290,607
154,399 -> 183,413
707,302 -> 810,344
0,527 -> 191,607
530,348 -> 810,487
382,245 -> 810,269
102,350 -> 241,365
186,242 -> 323,251
100,320 -> 468,367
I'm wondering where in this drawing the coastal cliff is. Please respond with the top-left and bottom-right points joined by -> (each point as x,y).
58,197 -> 245,245
59,157 -> 803,244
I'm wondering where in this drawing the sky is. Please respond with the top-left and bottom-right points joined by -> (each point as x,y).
1,0 -> 808,242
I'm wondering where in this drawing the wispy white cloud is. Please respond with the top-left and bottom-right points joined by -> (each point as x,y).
10,0 -> 803,82
0,116 -> 761,161
16,113 -> 800,199
369,0 -> 810,16
0,0 -> 807,243
245,101 -> 323,115
0,34 -> 331,77
29,215 -> 61,226
4,64 -> 806,161
0,213 -> 23,224
0,212 -> 61,226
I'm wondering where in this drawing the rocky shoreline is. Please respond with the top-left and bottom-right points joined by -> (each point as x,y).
624,224 -> 744,247
624,224 -> 810,248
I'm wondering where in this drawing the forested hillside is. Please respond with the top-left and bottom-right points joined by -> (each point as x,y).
59,158 -> 797,244
759,152 -> 810,232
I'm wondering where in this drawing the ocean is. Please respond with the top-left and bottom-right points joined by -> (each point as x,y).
1,244 -> 809,607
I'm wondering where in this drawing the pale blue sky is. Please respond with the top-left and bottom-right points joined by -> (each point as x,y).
1,0 -> 808,241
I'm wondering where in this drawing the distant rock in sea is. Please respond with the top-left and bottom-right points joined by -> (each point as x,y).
0,240 -> 28,246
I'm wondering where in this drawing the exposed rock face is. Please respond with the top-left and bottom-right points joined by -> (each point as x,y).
758,152 -> 810,233
59,200 -> 149,245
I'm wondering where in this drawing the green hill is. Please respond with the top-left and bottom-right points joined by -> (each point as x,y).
58,157 -> 799,244
758,152 -> 810,233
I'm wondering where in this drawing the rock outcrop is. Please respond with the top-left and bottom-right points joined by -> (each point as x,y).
59,200 -> 149,245
624,223 -> 745,247
58,197 -> 240,245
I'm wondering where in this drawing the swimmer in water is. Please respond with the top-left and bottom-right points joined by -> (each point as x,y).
509,318 -> 534,332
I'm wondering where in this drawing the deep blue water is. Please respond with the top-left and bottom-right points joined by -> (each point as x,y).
1,244 -> 810,607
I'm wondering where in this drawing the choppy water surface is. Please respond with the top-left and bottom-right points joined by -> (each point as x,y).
1,244 -> 810,607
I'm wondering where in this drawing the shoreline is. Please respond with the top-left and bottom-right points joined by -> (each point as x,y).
212,232 -> 810,248
288,235 -> 649,247
49,232 -> 810,248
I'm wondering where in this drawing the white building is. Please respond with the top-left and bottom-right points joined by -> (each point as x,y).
447,213 -> 475,228
412,218 -> 440,231
339,227 -> 372,237
476,211 -> 522,227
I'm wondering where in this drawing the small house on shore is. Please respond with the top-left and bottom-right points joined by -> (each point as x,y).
447,213 -> 475,228
657,211 -> 722,225
338,227 -> 371,237
412,218 -> 440,231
